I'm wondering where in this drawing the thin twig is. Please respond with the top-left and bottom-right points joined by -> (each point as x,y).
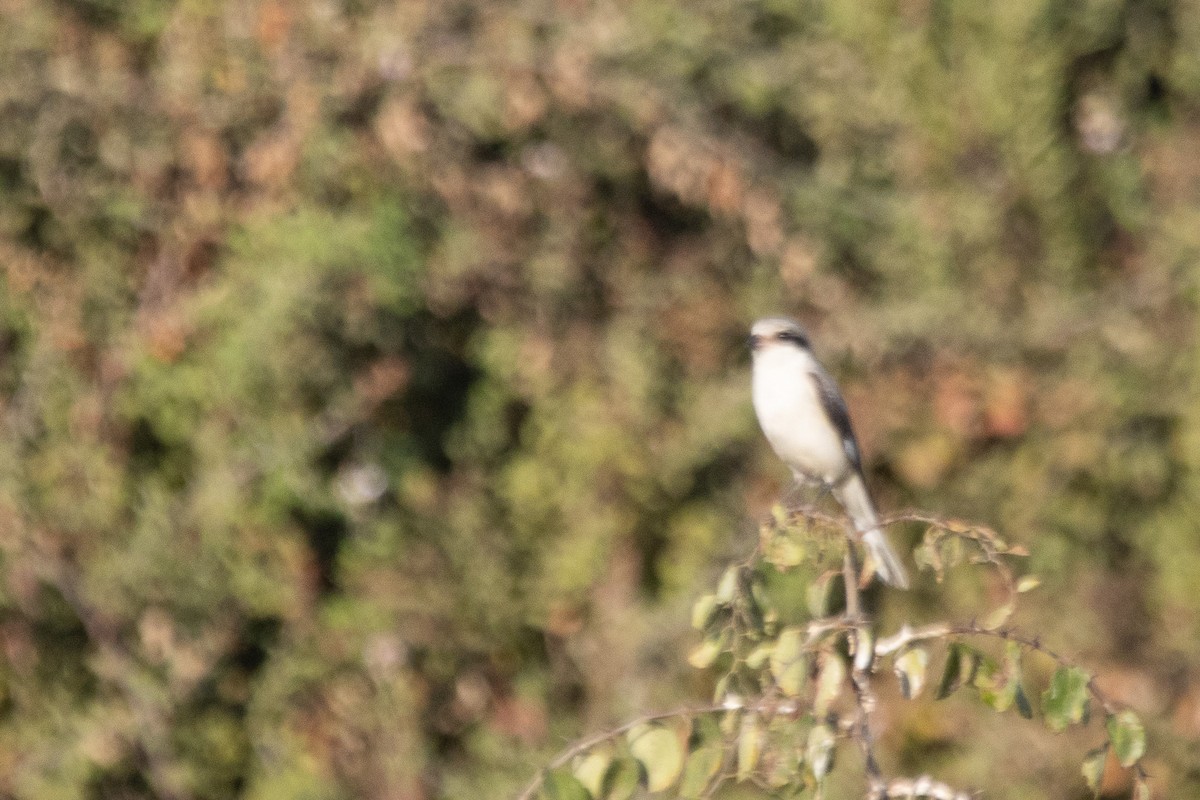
840,527 -> 885,797
850,668 -> 884,796
874,620 -> 1122,716
842,547 -> 862,620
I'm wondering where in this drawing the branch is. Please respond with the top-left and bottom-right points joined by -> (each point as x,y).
874,620 -> 1125,717
875,623 -> 954,657
513,703 -> 727,800
877,774 -> 976,800
841,528 -> 885,796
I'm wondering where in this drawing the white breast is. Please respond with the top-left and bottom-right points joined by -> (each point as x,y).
751,345 -> 848,483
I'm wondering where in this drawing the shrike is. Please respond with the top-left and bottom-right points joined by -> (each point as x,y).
749,317 -> 909,588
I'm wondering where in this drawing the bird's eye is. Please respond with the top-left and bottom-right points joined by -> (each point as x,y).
777,330 -> 808,347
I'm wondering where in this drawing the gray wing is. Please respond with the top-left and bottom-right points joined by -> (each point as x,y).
808,369 -> 864,474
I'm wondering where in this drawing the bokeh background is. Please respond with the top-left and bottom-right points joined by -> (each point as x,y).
1,0 -> 1199,798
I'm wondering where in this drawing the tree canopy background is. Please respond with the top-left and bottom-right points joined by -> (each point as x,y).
0,0 -> 1198,798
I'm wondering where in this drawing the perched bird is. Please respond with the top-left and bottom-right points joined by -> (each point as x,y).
749,317 -> 909,588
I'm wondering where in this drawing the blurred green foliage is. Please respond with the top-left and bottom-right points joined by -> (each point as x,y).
0,0 -> 1198,797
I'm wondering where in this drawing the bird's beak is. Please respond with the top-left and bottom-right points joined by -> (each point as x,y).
747,334 -> 760,351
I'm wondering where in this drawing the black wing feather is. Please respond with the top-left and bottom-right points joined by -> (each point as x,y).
808,370 -> 863,474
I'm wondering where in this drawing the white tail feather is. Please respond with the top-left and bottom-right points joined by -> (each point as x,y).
863,528 -> 910,589
834,473 -> 910,589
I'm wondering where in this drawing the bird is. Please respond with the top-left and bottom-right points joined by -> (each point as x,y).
749,317 -> 909,588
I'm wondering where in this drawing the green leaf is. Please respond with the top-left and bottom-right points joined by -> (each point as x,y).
574,750 -> 611,797
806,572 -> 837,617
1014,682 -> 1033,719
1041,666 -> 1091,732
602,758 -> 641,800
1106,710 -> 1146,767
980,599 -> 1015,631
974,642 -> 1021,712
770,626 -> 808,697
690,715 -> 722,748
691,594 -> 718,630
629,726 -> 684,792
1016,575 -> 1041,593
771,626 -> 802,665
938,535 -> 964,569
745,641 -> 774,670
912,541 -> 939,576
777,659 -> 808,698
814,651 -> 846,717
544,769 -> 591,800
936,643 -> 978,699
688,637 -> 722,670
744,577 -> 768,632
805,724 -> 835,781
894,646 -> 929,700
765,752 -> 795,789
716,567 -> 740,604
679,747 -> 723,798
1081,745 -> 1107,795
736,713 -> 762,781
766,531 -> 806,568
711,673 -> 731,704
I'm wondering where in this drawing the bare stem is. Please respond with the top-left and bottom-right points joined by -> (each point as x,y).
840,523 -> 884,797
850,668 -> 884,796
842,546 -> 862,619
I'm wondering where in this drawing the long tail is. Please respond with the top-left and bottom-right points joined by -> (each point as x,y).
833,473 -> 910,589
862,528 -> 910,589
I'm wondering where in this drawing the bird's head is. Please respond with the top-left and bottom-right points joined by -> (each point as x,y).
748,317 -> 811,355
